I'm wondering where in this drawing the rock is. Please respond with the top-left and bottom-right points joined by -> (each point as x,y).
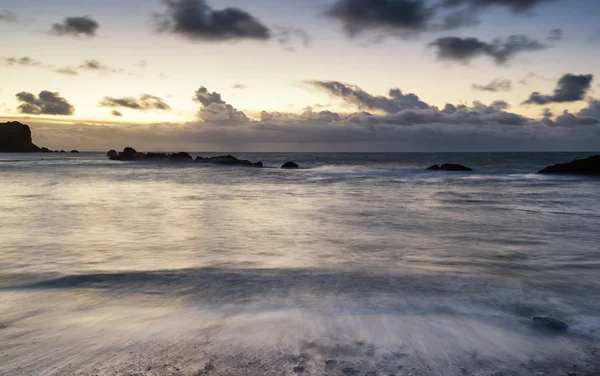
169,152 -> 193,162
107,150 -> 118,158
41,147 -> 52,153
342,367 -> 358,375
281,161 -> 299,169
538,155 -> 600,175
325,359 -> 338,369
60,150 -> 66,153
530,317 -> 568,331
141,152 -> 169,160
196,155 -> 263,167
0,121 -> 42,152
293,365 -> 305,373
110,147 -> 138,161
426,163 -> 472,171
70,150 -> 79,153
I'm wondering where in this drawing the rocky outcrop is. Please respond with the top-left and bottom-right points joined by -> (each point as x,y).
281,161 -> 299,169
109,147 -> 138,161
0,121 -> 41,152
427,164 -> 473,171
107,150 -> 118,158
530,317 -> 568,331
196,155 -> 263,167
538,155 -> 600,175
169,152 -> 193,162
70,150 -> 79,153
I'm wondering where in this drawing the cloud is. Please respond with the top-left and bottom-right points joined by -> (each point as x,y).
472,78 -> 512,92
15,91 -> 75,115
429,35 -> 547,64
547,28 -> 563,42
51,16 -> 99,37
326,0 -> 435,37
54,67 -> 79,76
3,57 -> 42,66
578,99 -> 600,119
490,100 -> 510,110
194,87 -> 248,124
273,26 -> 310,50
523,74 -> 594,105
111,110 -> 123,117
0,10 -> 17,23
308,80 -> 430,114
232,84 -> 247,90
441,0 -> 557,13
156,0 -> 270,42
99,94 -> 171,111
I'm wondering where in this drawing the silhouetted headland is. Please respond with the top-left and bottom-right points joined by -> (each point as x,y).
0,121 -> 67,153
538,155 -> 600,175
426,163 -> 473,171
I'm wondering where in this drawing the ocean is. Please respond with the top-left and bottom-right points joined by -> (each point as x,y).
0,152 -> 599,376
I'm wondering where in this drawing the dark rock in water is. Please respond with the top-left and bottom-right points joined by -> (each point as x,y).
531,317 -> 568,331
107,150 -> 118,158
41,147 -> 52,153
169,152 -> 193,162
538,155 -> 600,175
110,147 -> 138,161
60,150 -> 66,153
70,150 -> 79,153
325,359 -> 338,369
0,121 -> 42,152
342,367 -> 358,375
293,365 -> 305,373
196,155 -> 263,167
281,161 -> 299,169
426,163 -> 472,171
141,152 -> 169,161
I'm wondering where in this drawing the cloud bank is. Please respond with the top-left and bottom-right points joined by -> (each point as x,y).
15,91 -> 75,115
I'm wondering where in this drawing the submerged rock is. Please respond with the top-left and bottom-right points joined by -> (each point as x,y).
169,152 -> 193,162
293,365 -> 305,373
538,155 -> 600,175
281,161 -> 299,169
0,121 -> 42,152
196,155 -> 263,167
530,316 -> 568,331
427,163 -> 473,171
325,359 -> 338,369
107,150 -> 118,158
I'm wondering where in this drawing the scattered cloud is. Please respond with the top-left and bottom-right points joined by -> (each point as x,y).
0,10 -> 17,23
523,74 -> 594,105
472,78 -> 512,92
79,59 -> 125,74
51,16 -> 99,37
273,26 -> 310,50
3,57 -> 42,66
547,28 -> 563,42
490,100 -> 510,110
194,87 -> 249,124
326,0 -> 435,37
307,80 -> 429,114
54,67 -> 79,76
232,84 -> 247,90
15,91 -> 75,115
111,110 -> 123,117
441,0 -> 557,13
429,35 -> 547,64
156,0 -> 271,42
99,94 -> 171,111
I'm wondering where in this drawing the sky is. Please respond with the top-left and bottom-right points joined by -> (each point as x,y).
1,0 -> 600,151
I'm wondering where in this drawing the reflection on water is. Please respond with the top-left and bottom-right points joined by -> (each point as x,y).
0,152 -> 599,375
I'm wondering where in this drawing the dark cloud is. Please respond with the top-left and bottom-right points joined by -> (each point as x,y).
99,94 -> 171,111
194,87 -> 248,124
429,35 -> 547,64
0,10 -> 17,22
3,57 -> 42,66
523,74 -> 593,105
552,110 -> 599,127
326,0 -> 435,37
308,81 -> 429,114
54,67 -> 79,76
578,99 -> 600,119
472,78 -> 512,92
51,16 -> 99,37
15,91 -> 75,116
490,100 -> 510,110
111,110 -> 123,117
441,0 -> 557,13
547,28 -> 563,42
156,0 -> 270,42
